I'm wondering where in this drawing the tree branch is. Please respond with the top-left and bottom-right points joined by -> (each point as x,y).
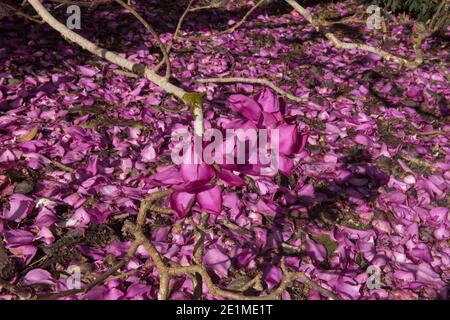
27,0 -> 204,136
197,77 -> 307,103
114,0 -> 171,80
153,0 -> 195,73
0,2 -> 44,24
27,0 -> 186,99
12,187 -> 339,301
47,0 -> 113,7
284,0 -> 422,68
181,0 -> 267,41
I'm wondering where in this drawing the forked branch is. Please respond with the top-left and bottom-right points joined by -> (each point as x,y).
284,0 -> 423,68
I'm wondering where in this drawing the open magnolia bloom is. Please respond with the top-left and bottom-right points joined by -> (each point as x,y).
148,163 -> 223,218
148,88 -> 309,219
221,88 -> 309,176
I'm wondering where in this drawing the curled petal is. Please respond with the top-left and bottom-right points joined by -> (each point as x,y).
180,163 -> 215,184
255,88 -> 280,113
219,169 -> 246,186
306,238 -> 327,262
227,94 -> 261,122
4,229 -> 35,247
203,247 -> 231,278
263,266 -> 282,289
2,194 -> 34,222
277,124 -> 297,155
277,155 -> 294,176
196,185 -> 222,214
24,269 -> 55,285
169,191 -> 195,219
148,165 -> 183,186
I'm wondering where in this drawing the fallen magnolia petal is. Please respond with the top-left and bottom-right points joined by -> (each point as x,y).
203,247 -> 231,278
195,185 -> 223,214
2,193 -> 34,222
169,191 -> 196,219
227,94 -> 262,122
24,268 -> 56,286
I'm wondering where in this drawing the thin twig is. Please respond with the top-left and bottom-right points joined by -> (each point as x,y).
284,0 -> 422,68
153,0 -> 195,73
28,0 -> 204,134
114,0 -> 171,80
0,2 -> 44,24
51,160 -> 74,172
27,0 -> 187,100
181,0 -> 267,41
189,0 -> 229,12
37,240 -> 141,300
197,77 -> 307,103
47,0 -> 112,7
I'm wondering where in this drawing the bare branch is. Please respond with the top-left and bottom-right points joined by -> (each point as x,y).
27,0 -> 205,136
10,1 -> 343,301
189,0 -> 230,12
0,2 -> 44,24
0,278 -> 35,299
197,77 -> 307,103
114,0 -> 171,80
211,0 -> 267,36
47,0 -> 113,7
51,160 -> 74,172
27,0 -> 186,100
153,0 -> 195,73
284,0 -> 422,68
181,0 -> 267,41
16,187 -> 339,301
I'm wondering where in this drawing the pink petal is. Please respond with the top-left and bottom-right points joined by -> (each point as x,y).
196,185 -> 222,214
77,65 -> 97,77
2,193 -> 34,222
218,169 -> 246,186
169,191 -> 195,218
125,283 -> 150,299
65,207 -> 91,228
203,247 -> 231,278
306,238 -> 327,262
101,185 -> 120,197
255,88 -> 280,112
277,124 -> 299,155
0,149 -> 16,162
84,286 -> 124,300
263,266 -> 282,289
24,269 -> 55,285
262,112 -> 278,128
278,155 -> 294,176
149,165 -> 183,186
221,119 -> 257,131
227,94 -> 262,122
8,245 -> 37,264
180,163 -> 215,184
333,276 -> 361,300
355,134 -> 370,145
141,144 -> 156,163
4,229 -> 35,247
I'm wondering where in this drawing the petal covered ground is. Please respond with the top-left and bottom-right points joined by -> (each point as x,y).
0,0 -> 449,300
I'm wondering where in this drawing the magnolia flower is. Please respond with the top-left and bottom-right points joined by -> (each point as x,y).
223,88 -> 308,175
149,163 -> 223,218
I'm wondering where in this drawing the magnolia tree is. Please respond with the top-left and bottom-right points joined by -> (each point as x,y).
0,0 -> 448,300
